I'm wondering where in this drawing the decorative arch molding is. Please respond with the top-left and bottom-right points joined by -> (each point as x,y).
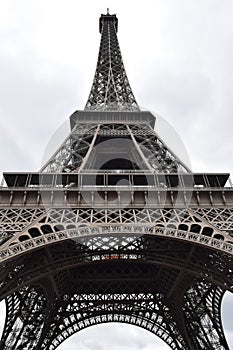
1,223 -> 233,266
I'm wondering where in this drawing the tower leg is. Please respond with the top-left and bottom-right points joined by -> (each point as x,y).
0,286 -> 47,350
183,282 -> 229,350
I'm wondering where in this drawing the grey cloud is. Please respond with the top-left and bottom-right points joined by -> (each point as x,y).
57,324 -> 170,350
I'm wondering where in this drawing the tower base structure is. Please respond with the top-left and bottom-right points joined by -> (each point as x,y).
0,110 -> 232,350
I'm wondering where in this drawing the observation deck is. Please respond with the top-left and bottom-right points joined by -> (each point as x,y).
1,172 -> 232,208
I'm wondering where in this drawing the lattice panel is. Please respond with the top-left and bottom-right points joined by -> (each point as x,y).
1,286 -> 47,350
0,208 -> 45,231
193,208 -> 233,232
184,282 -> 228,349
134,130 -> 182,172
2,207 -> 233,263
99,123 -> 129,136
0,208 -> 46,247
41,124 -> 98,173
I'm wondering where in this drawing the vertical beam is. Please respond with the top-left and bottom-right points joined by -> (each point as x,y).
79,125 -> 100,171
126,125 -> 154,171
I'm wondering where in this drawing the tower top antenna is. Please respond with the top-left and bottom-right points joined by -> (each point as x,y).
107,8 -> 109,14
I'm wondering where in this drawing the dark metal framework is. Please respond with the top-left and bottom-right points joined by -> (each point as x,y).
0,10 -> 233,350
85,12 -> 139,111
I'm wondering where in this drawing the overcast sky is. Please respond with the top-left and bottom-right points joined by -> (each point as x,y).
0,0 -> 233,349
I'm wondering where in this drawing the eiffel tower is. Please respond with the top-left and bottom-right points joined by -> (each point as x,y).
0,10 -> 233,350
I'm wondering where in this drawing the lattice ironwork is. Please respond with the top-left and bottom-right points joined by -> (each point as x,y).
0,286 -> 47,350
183,283 -> 228,349
0,229 -> 232,349
85,11 -> 139,111
41,121 -> 189,173
0,9 -> 232,350
1,207 -> 233,262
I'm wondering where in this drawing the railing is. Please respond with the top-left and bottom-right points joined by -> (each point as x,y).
0,172 -> 231,189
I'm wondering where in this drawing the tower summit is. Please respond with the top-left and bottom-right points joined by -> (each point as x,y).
85,10 -> 139,111
0,10 -> 233,350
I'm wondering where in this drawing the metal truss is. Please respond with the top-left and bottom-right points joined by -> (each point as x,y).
0,208 -> 46,247
85,12 -> 139,111
41,124 -> 98,173
41,122 -> 189,173
1,290 -> 186,350
0,286 -> 47,350
0,228 -> 231,349
193,207 -> 233,232
1,207 -> 233,261
0,10 -> 232,350
183,282 -> 228,349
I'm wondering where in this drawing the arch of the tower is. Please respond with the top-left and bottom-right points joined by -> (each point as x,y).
0,237 -> 231,303
1,206 -> 233,275
41,283 -> 227,350
39,292 -> 186,350
0,247 -> 229,350
0,207 -> 232,350
0,204 -> 231,350
0,288 -> 185,350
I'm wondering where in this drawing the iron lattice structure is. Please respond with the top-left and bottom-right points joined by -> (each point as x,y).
0,10 -> 233,350
85,12 -> 139,111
